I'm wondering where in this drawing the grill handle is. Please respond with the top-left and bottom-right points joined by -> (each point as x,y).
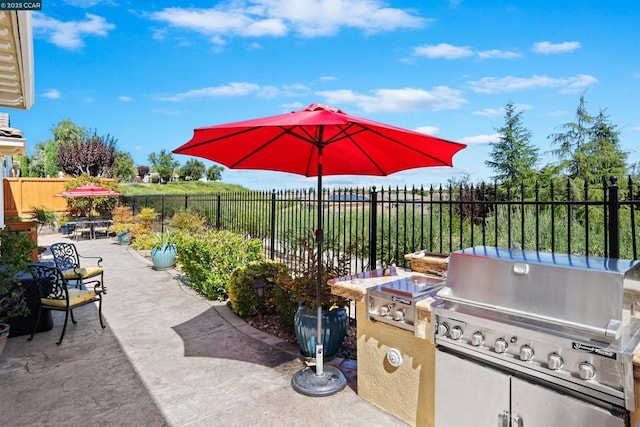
438,292 -> 621,340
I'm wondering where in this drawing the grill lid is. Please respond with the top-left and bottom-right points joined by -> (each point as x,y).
438,246 -> 640,342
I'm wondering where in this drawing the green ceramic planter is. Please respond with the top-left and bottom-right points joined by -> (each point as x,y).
293,305 -> 347,360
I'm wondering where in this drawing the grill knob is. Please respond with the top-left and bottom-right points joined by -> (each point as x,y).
547,353 -> 564,370
379,306 -> 390,316
436,322 -> 449,336
449,326 -> 463,340
519,345 -> 534,361
494,338 -> 508,353
394,309 -> 405,321
578,362 -> 596,380
471,331 -> 484,346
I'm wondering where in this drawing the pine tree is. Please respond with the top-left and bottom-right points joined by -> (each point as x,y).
485,102 -> 539,186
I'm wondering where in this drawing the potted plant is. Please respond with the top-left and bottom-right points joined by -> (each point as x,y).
285,237 -> 352,360
150,229 -> 177,270
0,228 -> 35,355
109,206 -> 135,244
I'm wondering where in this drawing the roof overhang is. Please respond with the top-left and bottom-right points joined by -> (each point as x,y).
0,11 -> 34,110
0,135 -> 25,155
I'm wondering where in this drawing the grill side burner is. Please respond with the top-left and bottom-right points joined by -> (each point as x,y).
431,246 -> 640,416
367,275 -> 443,332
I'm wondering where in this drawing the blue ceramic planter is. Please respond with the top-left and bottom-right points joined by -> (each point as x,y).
293,305 -> 347,359
117,232 -> 131,245
151,244 -> 177,270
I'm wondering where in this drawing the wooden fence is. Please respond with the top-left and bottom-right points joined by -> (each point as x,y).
3,178 -> 69,218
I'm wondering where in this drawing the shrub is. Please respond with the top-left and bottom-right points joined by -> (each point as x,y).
169,209 -> 207,234
176,230 -> 264,301
228,261 -> 291,317
131,232 -> 156,250
0,228 -> 36,323
109,206 -> 135,236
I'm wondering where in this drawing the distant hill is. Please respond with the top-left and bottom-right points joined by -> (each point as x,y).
120,181 -> 249,196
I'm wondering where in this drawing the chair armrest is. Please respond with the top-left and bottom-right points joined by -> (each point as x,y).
78,254 -> 103,267
90,280 -> 106,295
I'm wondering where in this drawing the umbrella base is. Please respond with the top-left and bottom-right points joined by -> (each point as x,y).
291,365 -> 347,397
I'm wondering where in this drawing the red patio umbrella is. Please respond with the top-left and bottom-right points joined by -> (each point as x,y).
173,103 -> 466,395
55,184 -> 122,198
56,184 -> 122,217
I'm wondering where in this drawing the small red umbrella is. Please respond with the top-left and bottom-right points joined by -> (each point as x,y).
55,184 -> 122,198
173,103 -> 466,395
56,184 -> 122,217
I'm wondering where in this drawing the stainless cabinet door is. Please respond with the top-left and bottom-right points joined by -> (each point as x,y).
511,377 -> 627,427
435,350 -> 511,427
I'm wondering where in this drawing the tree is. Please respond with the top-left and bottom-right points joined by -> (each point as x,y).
53,118 -> 85,144
57,130 -> 117,177
113,150 -> 135,181
485,102 -> 538,186
548,95 -> 593,179
582,110 -> 627,183
28,141 -> 46,177
137,165 -> 150,179
148,149 -> 180,183
44,140 -> 59,177
177,159 -> 205,181
549,96 -> 627,184
206,164 -> 224,181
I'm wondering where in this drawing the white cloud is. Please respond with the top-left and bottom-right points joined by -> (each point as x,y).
412,44 -> 520,60
320,76 -> 337,81
548,110 -> 569,117
157,82 -> 261,101
150,0 -> 426,43
631,126 -> 640,132
474,104 -> 532,116
477,49 -> 521,59
532,41 -> 581,55
413,43 -> 473,59
414,126 -> 439,135
64,0 -> 116,6
43,89 -> 61,99
468,74 -> 597,94
317,86 -> 466,113
474,107 -> 503,117
118,96 -> 133,102
633,72 -> 640,79
32,12 -> 115,49
157,82 -> 308,102
247,42 -> 263,50
461,134 -> 500,144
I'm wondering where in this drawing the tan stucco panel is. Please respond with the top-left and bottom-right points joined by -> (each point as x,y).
356,300 -> 435,427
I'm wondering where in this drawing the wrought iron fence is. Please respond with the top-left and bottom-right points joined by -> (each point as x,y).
123,176 -> 640,275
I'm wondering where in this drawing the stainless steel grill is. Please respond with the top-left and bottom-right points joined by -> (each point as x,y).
431,246 -> 640,426
367,275 -> 444,332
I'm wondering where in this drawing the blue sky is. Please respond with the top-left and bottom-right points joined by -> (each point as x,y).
8,0 -> 640,190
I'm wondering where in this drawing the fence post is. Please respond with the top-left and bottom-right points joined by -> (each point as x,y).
270,189 -> 276,260
216,194 -> 221,230
161,194 -> 165,232
608,176 -> 620,258
369,186 -> 378,269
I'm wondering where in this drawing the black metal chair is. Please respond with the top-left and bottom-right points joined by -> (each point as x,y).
50,242 -> 104,290
27,263 -> 105,345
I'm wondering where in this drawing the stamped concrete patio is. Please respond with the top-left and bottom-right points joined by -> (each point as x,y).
0,233 -> 407,427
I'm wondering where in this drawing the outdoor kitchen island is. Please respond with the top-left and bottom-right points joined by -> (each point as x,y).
330,253 -> 640,427
329,261 -> 446,427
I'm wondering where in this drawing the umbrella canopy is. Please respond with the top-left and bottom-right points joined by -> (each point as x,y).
173,103 -> 466,396
55,183 -> 122,198
174,103 -> 465,177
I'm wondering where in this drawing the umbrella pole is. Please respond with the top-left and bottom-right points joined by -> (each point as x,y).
291,139 -> 347,397
315,151 -> 324,376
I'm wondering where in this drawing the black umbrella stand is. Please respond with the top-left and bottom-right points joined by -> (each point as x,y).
291,143 -> 347,396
